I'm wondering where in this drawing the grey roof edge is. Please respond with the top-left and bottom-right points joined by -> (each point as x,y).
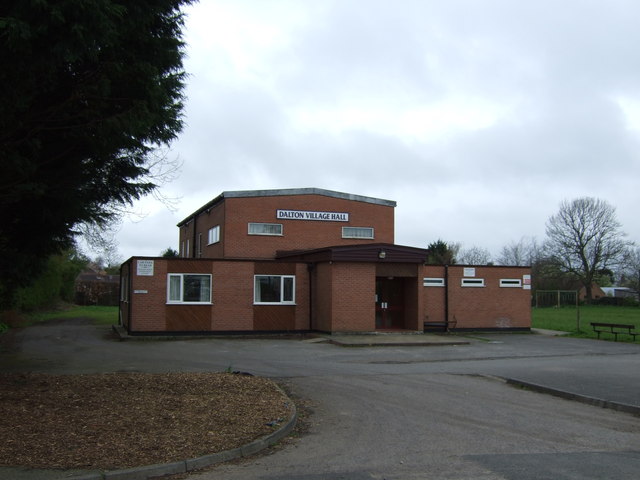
178,188 -> 396,226
223,188 -> 396,207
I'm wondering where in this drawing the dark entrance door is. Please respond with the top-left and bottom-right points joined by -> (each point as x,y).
375,277 -> 405,329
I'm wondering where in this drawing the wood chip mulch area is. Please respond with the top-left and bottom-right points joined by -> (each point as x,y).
0,372 -> 293,470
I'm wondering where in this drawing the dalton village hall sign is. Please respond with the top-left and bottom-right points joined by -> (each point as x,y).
276,209 -> 349,222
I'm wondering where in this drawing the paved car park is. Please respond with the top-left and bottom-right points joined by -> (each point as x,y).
1,320 -> 640,479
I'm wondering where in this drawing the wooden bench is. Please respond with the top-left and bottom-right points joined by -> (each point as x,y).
424,317 -> 457,333
590,322 -> 638,342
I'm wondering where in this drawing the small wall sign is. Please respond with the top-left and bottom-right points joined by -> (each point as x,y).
136,260 -> 154,276
463,267 -> 476,277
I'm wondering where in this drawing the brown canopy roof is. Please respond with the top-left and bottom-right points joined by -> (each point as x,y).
276,243 -> 429,264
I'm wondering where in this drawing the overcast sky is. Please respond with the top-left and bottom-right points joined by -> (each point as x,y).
110,0 -> 640,262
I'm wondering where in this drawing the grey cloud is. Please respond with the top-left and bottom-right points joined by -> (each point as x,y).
112,0 -> 640,261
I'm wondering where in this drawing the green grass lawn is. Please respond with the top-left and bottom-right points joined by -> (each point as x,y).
532,305 -> 640,341
26,305 -> 119,326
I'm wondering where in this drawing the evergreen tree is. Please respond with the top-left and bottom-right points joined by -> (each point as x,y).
0,0 -> 194,308
426,240 -> 459,265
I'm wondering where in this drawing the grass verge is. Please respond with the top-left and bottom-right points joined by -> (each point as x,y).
532,305 -> 640,341
25,305 -> 118,326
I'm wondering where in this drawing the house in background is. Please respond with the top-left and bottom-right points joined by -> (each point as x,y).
578,283 -> 607,302
601,286 -> 638,301
75,266 -> 120,306
119,188 -> 531,335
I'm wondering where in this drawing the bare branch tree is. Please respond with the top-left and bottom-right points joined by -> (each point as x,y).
76,147 -> 183,264
497,236 -> 542,266
457,246 -> 492,265
545,197 -> 632,303
617,246 -> 640,296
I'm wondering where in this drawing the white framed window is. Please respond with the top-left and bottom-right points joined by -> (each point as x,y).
423,277 -> 445,287
500,278 -> 522,288
167,274 -> 212,304
248,223 -> 283,236
254,275 -> 295,304
461,278 -> 485,287
342,227 -> 374,239
208,225 -> 220,244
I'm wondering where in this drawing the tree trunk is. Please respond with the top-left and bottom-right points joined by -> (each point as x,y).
584,283 -> 593,304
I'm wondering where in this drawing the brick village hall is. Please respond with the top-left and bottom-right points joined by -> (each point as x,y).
119,188 -> 531,335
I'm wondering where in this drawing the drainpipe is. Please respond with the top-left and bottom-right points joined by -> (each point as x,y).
307,263 -> 315,331
444,264 -> 449,329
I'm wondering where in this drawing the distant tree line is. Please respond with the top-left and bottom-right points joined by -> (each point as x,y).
426,197 -> 637,304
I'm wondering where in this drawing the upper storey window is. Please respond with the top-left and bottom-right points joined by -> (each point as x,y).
342,227 -> 374,239
208,225 -> 220,244
248,223 -> 283,236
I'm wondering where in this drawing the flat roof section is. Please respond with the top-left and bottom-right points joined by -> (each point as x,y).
223,188 -> 396,207
178,187 -> 396,227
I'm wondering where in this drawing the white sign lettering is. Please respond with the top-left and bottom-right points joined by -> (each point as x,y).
276,209 -> 349,222
136,260 -> 154,276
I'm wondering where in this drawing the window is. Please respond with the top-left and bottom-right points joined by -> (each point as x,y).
208,225 -> 220,244
342,227 -> 374,239
248,223 -> 283,236
254,275 -> 295,304
120,275 -> 129,302
167,274 -> 212,304
461,278 -> 485,287
500,278 -> 522,288
423,277 -> 445,287
197,233 -> 202,257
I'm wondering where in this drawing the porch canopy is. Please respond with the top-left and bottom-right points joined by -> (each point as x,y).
275,243 -> 430,264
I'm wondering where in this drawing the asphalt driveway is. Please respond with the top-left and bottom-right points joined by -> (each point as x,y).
1,320 -> 640,479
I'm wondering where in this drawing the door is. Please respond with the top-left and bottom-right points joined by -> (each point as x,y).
375,277 -> 405,329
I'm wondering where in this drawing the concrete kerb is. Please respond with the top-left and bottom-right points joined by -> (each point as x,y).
505,378 -> 640,416
112,325 -> 472,347
58,397 -> 298,480
326,333 -> 470,347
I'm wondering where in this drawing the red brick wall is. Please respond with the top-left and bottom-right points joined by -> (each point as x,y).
128,258 -> 254,333
330,263 -> 376,332
127,258 -> 311,333
294,263 -> 311,330
216,194 -> 395,259
402,277 -> 421,330
126,257 -> 530,334
211,261 -> 254,331
312,263 -> 333,332
199,203 -> 226,258
420,265 -> 531,330
129,258 -> 169,332
178,222 -> 195,258
423,265 -> 447,324
448,266 -> 531,329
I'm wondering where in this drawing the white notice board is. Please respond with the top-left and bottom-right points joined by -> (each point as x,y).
136,259 -> 154,276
